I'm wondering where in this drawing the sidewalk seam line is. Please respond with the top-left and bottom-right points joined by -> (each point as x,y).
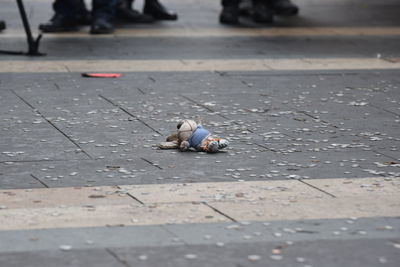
140,157 -> 163,170
105,248 -> 132,267
10,89 -> 93,160
160,225 -> 190,245
203,202 -> 237,222
30,174 -> 49,188
298,179 -> 337,198
127,193 -> 145,205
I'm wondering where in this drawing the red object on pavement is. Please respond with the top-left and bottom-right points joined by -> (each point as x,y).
81,73 -> 122,78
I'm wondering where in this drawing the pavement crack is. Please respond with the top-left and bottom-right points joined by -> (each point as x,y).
203,202 -> 237,222
53,83 -> 60,90
256,143 -> 277,152
214,70 -> 229,77
99,94 -> 162,135
30,174 -> 49,188
127,193 -> 145,205
160,225 -> 189,245
371,150 -> 399,162
140,157 -> 163,170
136,87 -> 146,95
296,110 -> 334,126
298,179 -> 337,198
105,248 -> 132,267
116,186 -> 145,205
11,90 -> 93,159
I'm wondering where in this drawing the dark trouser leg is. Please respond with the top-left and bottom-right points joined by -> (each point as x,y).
220,0 -> 240,24
252,0 -> 274,23
53,0 -> 82,20
91,0 -> 118,34
0,20 -> 5,31
270,0 -> 299,16
221,0 -> 240,7
92,0 -> 117,19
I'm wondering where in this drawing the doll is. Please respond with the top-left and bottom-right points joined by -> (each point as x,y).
159,119 -> 229,153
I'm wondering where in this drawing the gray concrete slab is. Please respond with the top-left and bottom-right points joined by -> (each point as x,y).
110,237 -> 400,267
3,35 -> 400,60
1,70 -> 399,187
0,162 -> 45,189
0,225 -> 181,253
1,217 -> 398,266
0,158 -> 159,189
0,249 -> 124,267
164,217 -> 400,245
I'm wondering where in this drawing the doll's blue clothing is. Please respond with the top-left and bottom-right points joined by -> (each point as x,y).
188,126 -> 210,147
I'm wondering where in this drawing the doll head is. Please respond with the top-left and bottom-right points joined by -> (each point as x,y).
177,119 -> 197,142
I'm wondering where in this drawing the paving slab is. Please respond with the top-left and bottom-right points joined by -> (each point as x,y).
1,178 -> 398,231
304,176 -> 400,196
120,179 -> 315,204
109,237 -> 400,267
0,186 -> 136,209
164,217 -> 400,245
0,202 -> 229,231
0,225 -> 181,253
0,249 -> 124,267
4,158 -> 158,188
210,192 -> 400,222
0,162 -> 44,189
0,217 -> 398,253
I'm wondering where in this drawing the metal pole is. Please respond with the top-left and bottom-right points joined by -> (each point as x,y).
0,0 -> 45,56
16,0 -> 35,45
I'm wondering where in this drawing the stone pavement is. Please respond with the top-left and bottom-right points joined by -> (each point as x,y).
0,0 -> 400,266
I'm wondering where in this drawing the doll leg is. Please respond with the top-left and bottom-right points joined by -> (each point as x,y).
218,139 -> 229,149
200,138 -> 223,153
207,141 -> 219,153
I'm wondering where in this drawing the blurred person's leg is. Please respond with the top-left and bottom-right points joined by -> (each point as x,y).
252,0 -> 273,23
39,0 -> 85,32
0,20 -> 5,31
219,0 -> 240,24
91,0 -> 118,34
240,0 -> 299,18
143,0 -> 178,21
270,0 -> 298,16
239,0 -> 252,16
116,0 -> 154,23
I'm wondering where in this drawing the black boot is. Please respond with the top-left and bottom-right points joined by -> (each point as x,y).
0,20 -> 5,31
271,0 -> 299,16
90,17 -> 114,34
219,5 -> 239,24
143,0 -> 178,20
117,8 -> 155,23
39,14 -> 79,32
252,0 -> 274,23
117,0 -> 154,23
239,0 -> 252,16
